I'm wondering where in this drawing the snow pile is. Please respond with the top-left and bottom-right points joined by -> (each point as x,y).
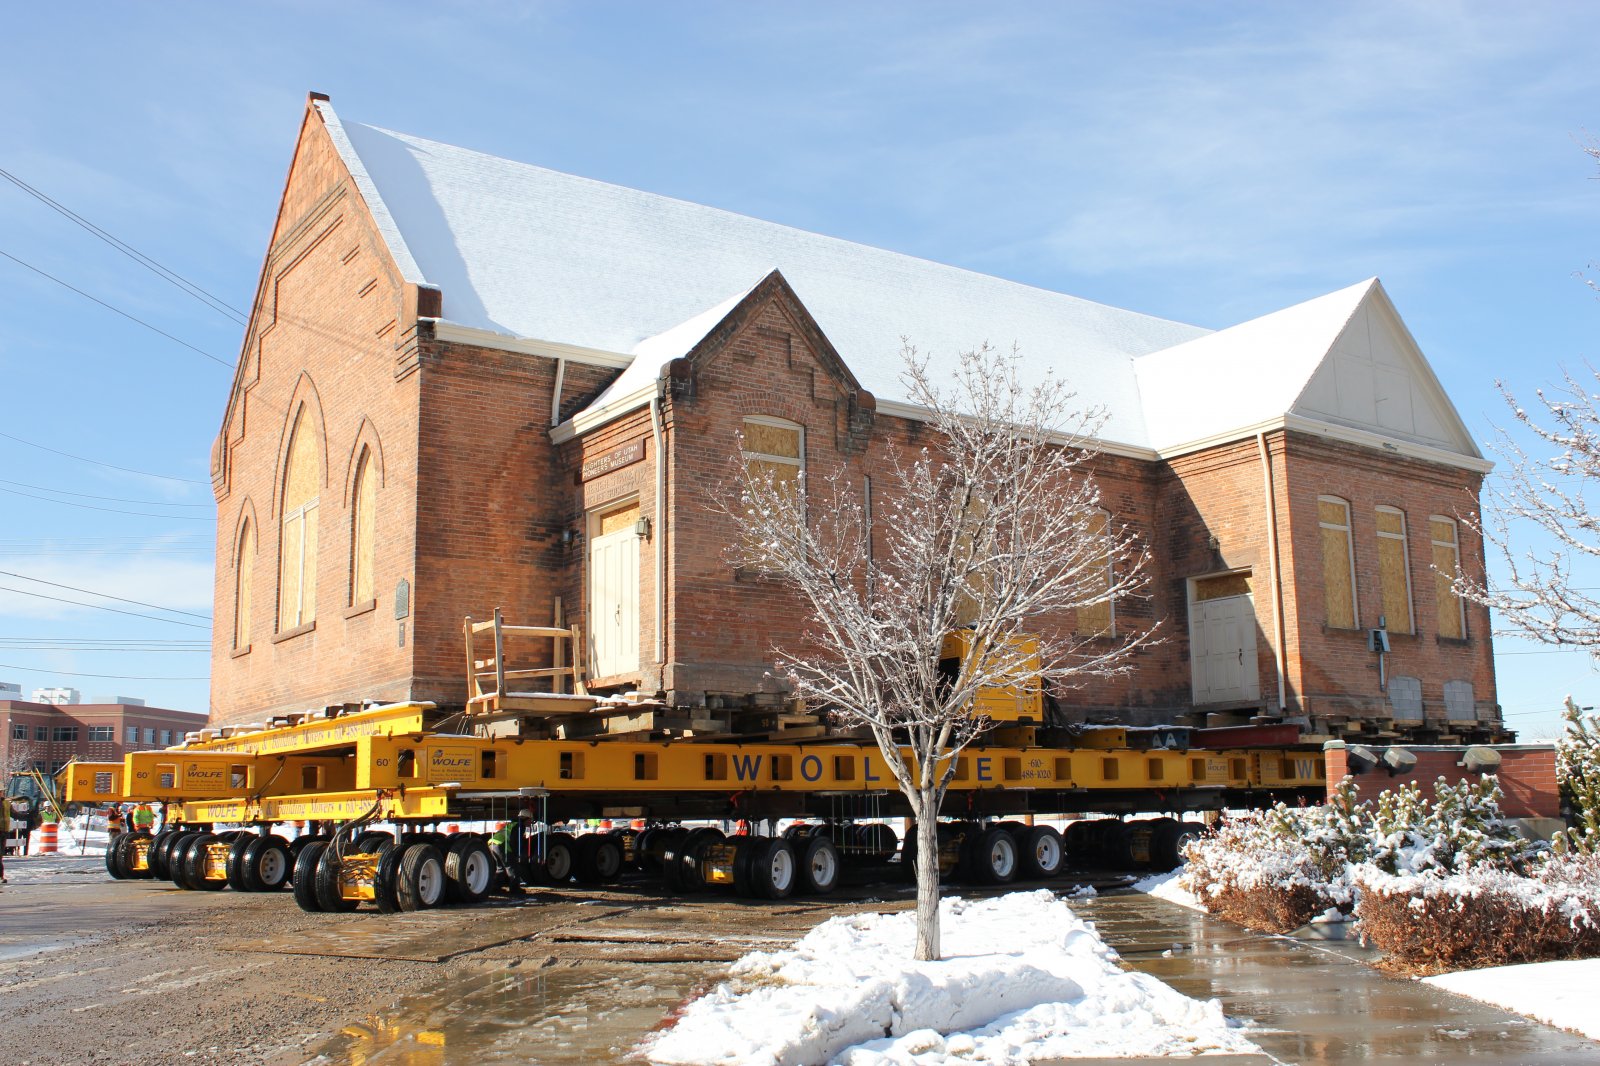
643,890 -> 1258,1065
1132,871 -> 1204,912
1425,958 -> 1600,1040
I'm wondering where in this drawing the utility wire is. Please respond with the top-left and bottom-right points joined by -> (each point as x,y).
0,483 -> 213,520
0,584 -> 211,630
0,662 -> 208,681
0,247 -> 233,369
0,476 -> 210,508
0,166 -> 248,324
0,430 -> 208,485
0,568 -> 211,620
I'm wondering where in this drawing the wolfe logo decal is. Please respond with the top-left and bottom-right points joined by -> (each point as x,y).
425,746 -> 478,784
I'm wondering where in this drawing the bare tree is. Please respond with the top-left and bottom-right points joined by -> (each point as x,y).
727,344 -> 1153,960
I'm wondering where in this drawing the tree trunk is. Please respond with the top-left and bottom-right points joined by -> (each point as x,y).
913,792 -> 942,961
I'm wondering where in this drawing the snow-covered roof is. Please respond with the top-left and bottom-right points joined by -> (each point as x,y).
315,101 -> 1482,465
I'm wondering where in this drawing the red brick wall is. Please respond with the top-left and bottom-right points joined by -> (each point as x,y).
1281,434 -> 1495,728
1325,744 -> 1558,819
209,105 -> 425,725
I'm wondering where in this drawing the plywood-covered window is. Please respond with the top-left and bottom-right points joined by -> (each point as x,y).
742,417 -> 804,505
278,408 -> 320,631
1431,516 -> 1466,639
1077,509 -> 1114,636
350,448 -> 376,606
1318,496 -> 1358,629
1374,506 -> 1414,634
233,519 -> 255,650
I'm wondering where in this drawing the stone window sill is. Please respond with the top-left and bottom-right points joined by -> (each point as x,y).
230,645 -> 252,659
271,620 -> 316,645
344,599 -> 377,620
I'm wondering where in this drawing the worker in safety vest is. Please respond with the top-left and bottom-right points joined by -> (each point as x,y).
0,790 -> 10,883
131,803 -> 156,834
107,806 -> 126,836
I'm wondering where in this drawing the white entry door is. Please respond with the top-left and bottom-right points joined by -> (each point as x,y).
589,506 -> 640,679
1189,576 -> 1260,706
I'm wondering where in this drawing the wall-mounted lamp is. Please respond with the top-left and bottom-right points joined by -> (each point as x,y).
634,517 -> 652,539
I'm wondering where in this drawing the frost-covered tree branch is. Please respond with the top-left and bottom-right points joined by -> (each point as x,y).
721,343 -> 1154,959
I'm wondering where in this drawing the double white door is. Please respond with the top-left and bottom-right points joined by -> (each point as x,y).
589,521 -> 640,679
1189,592 -> 1260,705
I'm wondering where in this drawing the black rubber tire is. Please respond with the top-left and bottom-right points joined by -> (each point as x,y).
637,826 -> 683,874
964,826 -> 1019,885
226,834 -> 256,892
396,843 -> 447,912
105,831 -> 129,880
146,831 -> 175,880
374,843 -> 405,913
746,837 -> 797,900
444,838 -> 495,904
165,832 -> 201,888
314,846 -> 359,912
292,841 -> 327,912
124,832 -> 155,879
241,835 -> 293,891
663,827 -> 724,893
797,834 -> 840,896
1017,825 -> 1064,879
174,833 -> 214,890
183,834 -> 227,890
573,833 -> 624,885
731,836 -> 761,897
857,823 -> 898,858
353,831 -> 393,855
542,832 -> 577,884
287,834 -> 329,880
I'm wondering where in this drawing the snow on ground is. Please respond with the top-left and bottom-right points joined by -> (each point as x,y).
1132,870 -> 1205,912
1424,959 -> 1600,1041
643,889 -> 1259,1065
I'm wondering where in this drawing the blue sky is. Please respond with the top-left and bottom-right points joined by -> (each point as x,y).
1,2 -> 1596,738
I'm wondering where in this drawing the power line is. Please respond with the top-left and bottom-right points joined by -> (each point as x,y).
0,246 -> 234,369
0,569 -> 211,620
0,476 -> 210,507
0,166 -> 248,324
0,662 -> 207,681
0,483 -> 213,521
0,429 -> 208,485
0,584 -> 210,630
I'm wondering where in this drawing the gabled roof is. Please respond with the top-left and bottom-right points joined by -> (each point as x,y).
313,99 -> 1486,469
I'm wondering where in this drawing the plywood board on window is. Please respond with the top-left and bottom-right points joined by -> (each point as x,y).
598,502 -> 641,537
1377,536 -> 1412,633
743,421 -> 801,459
1194,573 -> 1251,602
1320,525 -> 1355,628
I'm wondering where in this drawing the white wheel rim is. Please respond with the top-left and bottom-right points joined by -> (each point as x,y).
810,846 -> 837,887
418,858 -> 444,905
991,839 -> 1016,878
548,846 -> 572,880
1036,836 -> 1061,870
769,849 -> 794,891
260,849 -> 287,884
464,851 -> 492,894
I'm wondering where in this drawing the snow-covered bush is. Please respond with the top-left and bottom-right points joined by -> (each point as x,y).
1366,776 -> 1538,876
1557,701 -> 1600,854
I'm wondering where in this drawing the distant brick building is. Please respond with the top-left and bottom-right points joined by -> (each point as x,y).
207,94 -> 1500,744
1,692 -> 207,777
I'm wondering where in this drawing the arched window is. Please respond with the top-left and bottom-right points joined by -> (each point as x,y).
1431,516 -> 1466,639
1374,506 -> 1414,634
234,519 -> 255,650
278,407 -> 320,630
1318,496 -> 1358,629
350,448 -> 376,605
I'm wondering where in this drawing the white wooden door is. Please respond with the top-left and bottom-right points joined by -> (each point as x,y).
589,525 -> 640,678
1189,593 -> 1260,705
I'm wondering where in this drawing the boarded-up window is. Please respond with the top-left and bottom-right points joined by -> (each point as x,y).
234,519 -> 255,649
741,418 -> 804,562
1318,496 -> 1357,629
1193,572 -> 1252,601
1375,507 -> 1414,634
278,408 -> 320,630
350,449 -> 376,605
1388,674 -> 1423,721
1443,679 -> 1477,720
1077,509 -> 1113,636
1431,516 -> 1465,639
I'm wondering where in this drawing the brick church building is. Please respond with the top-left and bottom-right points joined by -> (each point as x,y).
208,94 -> 1500,744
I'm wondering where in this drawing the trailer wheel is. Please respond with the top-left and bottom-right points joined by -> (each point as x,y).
1017,825 -> 1064,879
797,834 -> 840,895
105,832 -> 129,880
242,836 -> 293,891
123,832 -> 156,880
748,837 -> 797,900
573,833 -> 623,885
396,843 -> 447,911
543,832 -> 577,883
856,823 -> 898,858
354,831 -> 393,855
226,834 -> 256,892
663,827 -> 723,893
293,841 -> 327,912
182,834 -> 226,890
146,831 -> 177,880
374,843 -> 405,913
173,833 -> 212,889
314,847 -> 359,912
966,826 -> 1018,885
444,838 -> 495,904
782,823 -> 813,841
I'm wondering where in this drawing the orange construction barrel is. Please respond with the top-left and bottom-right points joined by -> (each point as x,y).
39,821 -> 58,854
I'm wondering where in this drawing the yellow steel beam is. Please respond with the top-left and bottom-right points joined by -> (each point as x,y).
60,761 -> 128,803
181,788 -> 450,824
180,702 -> 432,756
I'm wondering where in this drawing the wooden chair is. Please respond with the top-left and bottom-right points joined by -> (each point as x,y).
464,608 -> 599,719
